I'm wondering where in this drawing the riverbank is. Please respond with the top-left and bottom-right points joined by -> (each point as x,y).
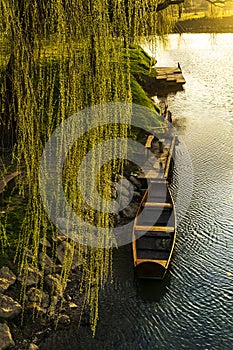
0,45 -> 165,349
0,171 -> 147,349
174,15 -> 233,33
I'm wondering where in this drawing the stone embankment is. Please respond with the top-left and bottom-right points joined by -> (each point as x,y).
0,173 -> 145,349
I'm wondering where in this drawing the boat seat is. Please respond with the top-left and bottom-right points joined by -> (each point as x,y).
135,225 -> 174,232
142,202 -> 172,208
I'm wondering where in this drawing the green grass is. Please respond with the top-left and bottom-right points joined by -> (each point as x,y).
127,45 -> 161,114
130,76 -> 158,112
127,44 -> 157,77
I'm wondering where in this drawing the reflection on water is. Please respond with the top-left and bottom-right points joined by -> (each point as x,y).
41,34 -> 233,350
136,273 -> 171,302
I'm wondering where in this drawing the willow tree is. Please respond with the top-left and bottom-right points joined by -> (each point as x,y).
0,0 -> 219,331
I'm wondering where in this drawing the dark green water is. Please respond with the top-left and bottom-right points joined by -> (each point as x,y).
41,33 -> 233,350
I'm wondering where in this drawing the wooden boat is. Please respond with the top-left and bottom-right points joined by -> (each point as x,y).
132,180 -> 176,279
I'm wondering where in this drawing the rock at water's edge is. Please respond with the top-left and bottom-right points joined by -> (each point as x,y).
0,267 -> 16,293
0,293 -> 22,319
18,266 -> 42,287
122,202 -> 139,219
0,323 -> 15,349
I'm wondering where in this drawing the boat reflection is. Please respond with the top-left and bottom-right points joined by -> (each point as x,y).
135,270 -> 171,302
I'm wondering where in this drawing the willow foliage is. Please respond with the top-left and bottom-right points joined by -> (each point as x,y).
0,0 -> 170,331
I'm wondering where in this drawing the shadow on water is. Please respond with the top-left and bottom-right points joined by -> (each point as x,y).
135,271 -> 171,303
113,243 -> 171,303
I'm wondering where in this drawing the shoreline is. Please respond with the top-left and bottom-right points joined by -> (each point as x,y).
173,15 -> 233,33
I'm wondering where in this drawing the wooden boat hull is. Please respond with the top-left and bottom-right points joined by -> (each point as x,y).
132,181 -> 176,280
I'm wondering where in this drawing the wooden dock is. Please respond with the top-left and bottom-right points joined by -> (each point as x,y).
155,66 -> 186,85
139,63 -> 186,96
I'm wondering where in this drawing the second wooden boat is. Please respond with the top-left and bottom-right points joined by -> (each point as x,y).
132,180 -> 176,279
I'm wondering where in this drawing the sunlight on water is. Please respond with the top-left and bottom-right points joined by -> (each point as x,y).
159,33 -> 233,51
